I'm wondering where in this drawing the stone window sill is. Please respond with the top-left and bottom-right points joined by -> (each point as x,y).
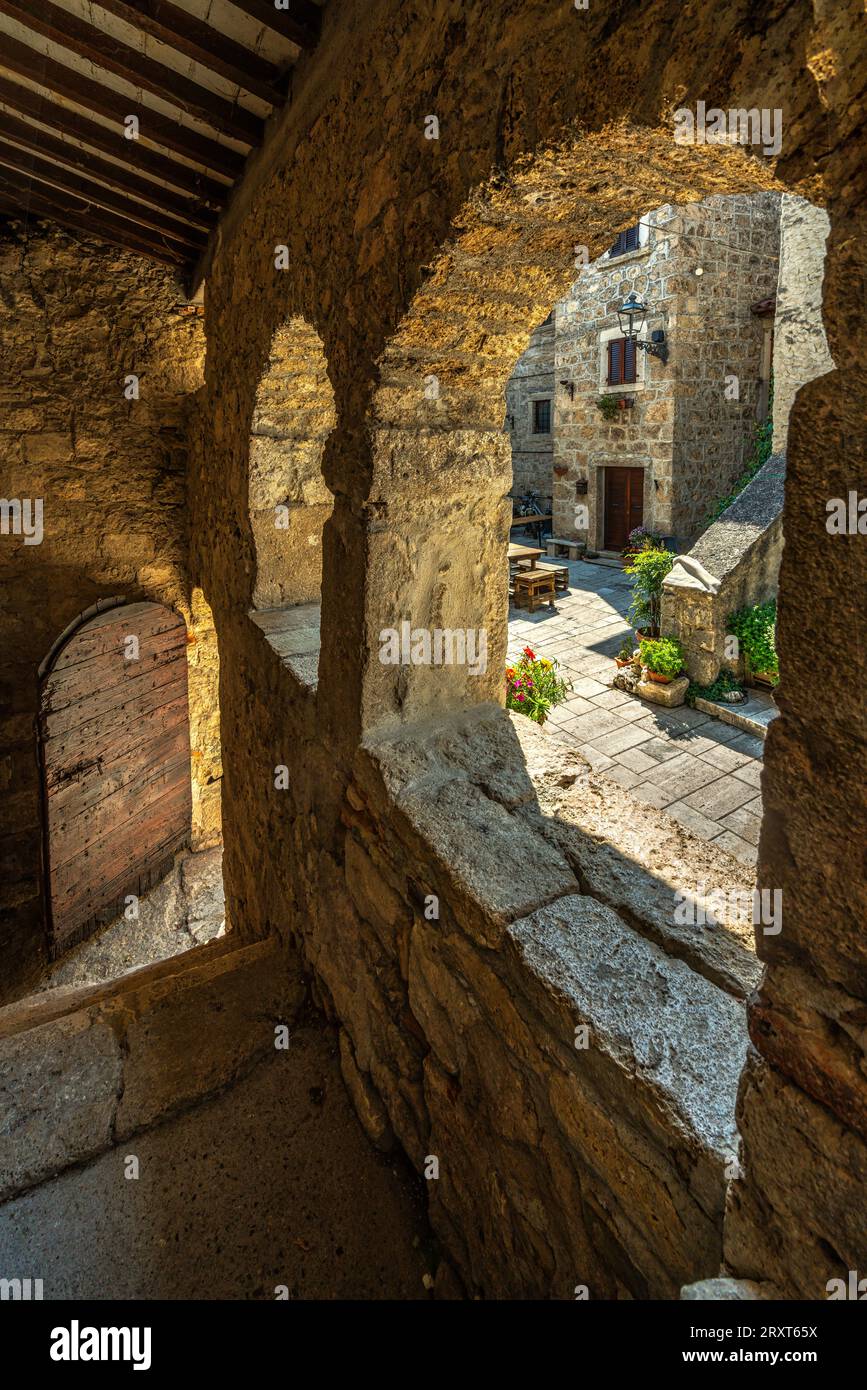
357,706 -> 754,1271
600,245 -> 653,269
249,603 -> 321,690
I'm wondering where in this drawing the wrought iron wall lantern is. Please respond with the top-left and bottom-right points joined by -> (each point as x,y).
559,379 -> 575,399
617,292 -> 669,364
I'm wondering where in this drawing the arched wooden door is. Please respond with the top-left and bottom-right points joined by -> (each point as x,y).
39,602 -> 192,954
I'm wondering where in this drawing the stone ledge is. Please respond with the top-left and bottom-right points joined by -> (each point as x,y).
507,894 -> 747,1164
249,603 -> 321,690
681,1276 -> 783,1299
0,936 -> 305,1203
356,706 -> 755,1293
364,706 -> 760,995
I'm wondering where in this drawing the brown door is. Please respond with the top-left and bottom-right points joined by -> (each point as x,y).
604,467 -> 644,550
39,602 -> 192,953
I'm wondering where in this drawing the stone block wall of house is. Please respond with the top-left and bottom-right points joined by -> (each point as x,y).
661,197 -> 833,686
551,194 -> 780,551
504,317 -> 554,500
0,224 -> 217,1001
669,194 -> 781,540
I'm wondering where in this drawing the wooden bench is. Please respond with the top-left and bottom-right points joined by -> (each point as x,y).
512,570 -> 556,611
546,536 -> 585,561
532,560 -> 570,592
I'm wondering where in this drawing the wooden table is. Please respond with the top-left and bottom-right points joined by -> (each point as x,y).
508,543 -> 544,569
510,513 -> 553,546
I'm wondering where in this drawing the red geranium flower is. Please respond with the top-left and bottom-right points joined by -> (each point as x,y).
523,646 -> 536,660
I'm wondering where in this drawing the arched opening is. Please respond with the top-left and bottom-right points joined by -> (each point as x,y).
501,190 -> 831,871
349,128 -> 837,1296
37,598 -> 225,984
247,319 -> 336,684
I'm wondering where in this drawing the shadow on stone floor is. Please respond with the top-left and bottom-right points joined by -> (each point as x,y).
0,1011 -> 438,1300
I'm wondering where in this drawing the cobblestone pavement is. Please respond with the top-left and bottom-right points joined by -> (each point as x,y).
507,558 -> 764,868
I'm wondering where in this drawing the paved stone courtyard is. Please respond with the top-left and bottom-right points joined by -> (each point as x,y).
507,558 -> 765,868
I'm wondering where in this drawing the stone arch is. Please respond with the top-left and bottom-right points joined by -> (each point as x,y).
248,318 -> 337,612
361,127 -> 788,730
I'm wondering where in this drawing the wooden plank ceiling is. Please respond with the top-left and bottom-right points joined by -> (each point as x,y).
0,0 -> 324,281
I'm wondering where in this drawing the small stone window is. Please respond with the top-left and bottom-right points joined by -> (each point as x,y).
607,337 -> 637,386
608,224 -> 641,257
532,398 -> 551,433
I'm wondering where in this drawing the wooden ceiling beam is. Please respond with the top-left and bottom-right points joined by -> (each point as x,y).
0,111 -> 215,228
0,180 -> 191,268
0,33 -> 246,178
94,0 -> 285,106
226,0 -> 321,52
0,75 -> 229,207
0,139 -> 208,248
0,0 -> 264,145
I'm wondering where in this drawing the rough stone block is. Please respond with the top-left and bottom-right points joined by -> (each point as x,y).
0,1011 -> 122,1201
116,940 -> 302,1137
636,674 -> 689,706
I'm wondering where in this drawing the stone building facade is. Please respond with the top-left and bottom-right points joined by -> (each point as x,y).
504,315 -> 554,500
544,194 -> 782,550
0,0 -> 864,1306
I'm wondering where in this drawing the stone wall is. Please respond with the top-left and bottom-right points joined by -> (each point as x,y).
771,195 -> 834,453
182,0 -> 865,1300
0,935 -> 302,1203
0,222 -> 217,1000
248,319 -> 337,610
504,318 -> 554,499
309,711 -> 759,1296
661,455 -> 786,685
670,194 -> 781,541
551,195 -> 780,550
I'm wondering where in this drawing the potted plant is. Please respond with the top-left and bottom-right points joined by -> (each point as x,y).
639,636 -> 684,684
595,395 -> 619,421
506,646 -> 571,725
615,638 -> 635,668
625,545 -> 674,639
621,526 -> 665,563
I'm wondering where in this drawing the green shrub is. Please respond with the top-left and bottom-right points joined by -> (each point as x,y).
625,547 -> 674,636
728,599 -> 778,679
639,636 -> 684,678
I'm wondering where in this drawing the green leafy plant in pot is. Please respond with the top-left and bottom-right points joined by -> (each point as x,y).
595,394 -> 620,421
639,636 -> 684,684
626,546 -> 674,639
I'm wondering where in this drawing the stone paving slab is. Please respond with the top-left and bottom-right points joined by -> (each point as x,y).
508,555 -> 765,867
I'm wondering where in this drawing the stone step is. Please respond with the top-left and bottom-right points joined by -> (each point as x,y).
694,688 -> 778,741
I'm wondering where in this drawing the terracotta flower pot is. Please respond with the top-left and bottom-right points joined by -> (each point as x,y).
647,670 -> 672,684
